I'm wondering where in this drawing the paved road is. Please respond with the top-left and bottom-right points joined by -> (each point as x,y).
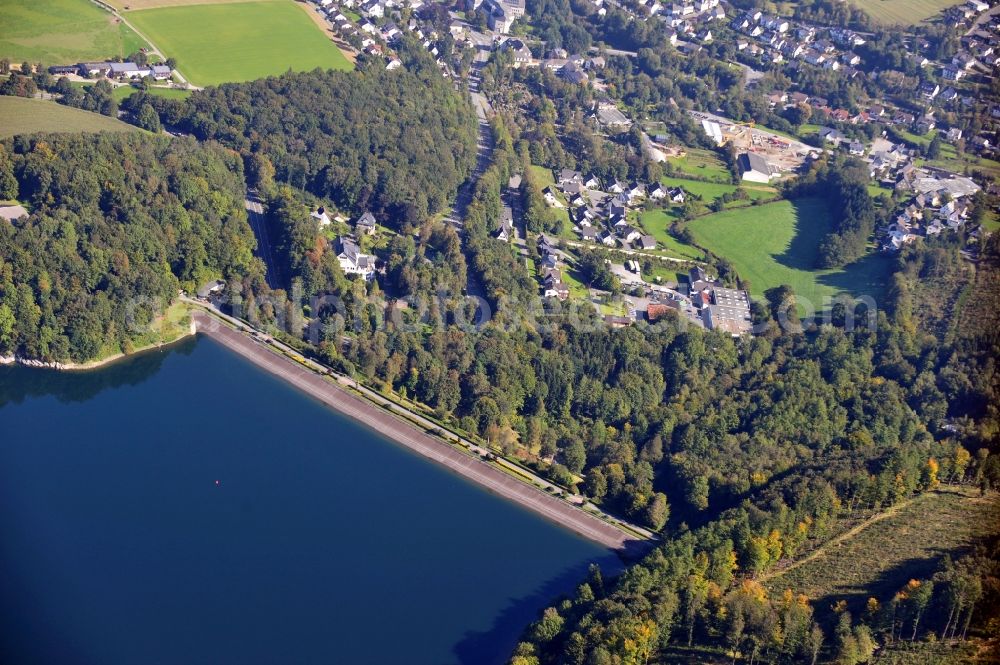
189,306 -> 656,556
245,188 -> 281,290
443,63 -> 494,300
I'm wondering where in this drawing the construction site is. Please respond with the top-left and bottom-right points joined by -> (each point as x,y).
692,110 -> 820,176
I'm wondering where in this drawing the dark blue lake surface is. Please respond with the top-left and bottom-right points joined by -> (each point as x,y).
0,336 -> 617,665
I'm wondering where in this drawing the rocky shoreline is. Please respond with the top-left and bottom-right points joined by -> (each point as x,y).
0,319 -> 197,372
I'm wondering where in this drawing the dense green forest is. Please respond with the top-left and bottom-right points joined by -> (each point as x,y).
784,157 -> 884,268
502,236 -> 1000,664
142,51 -> 478,230
0,134 -> 258,362
232,108 -> 1000,661
0,5 -> 996,660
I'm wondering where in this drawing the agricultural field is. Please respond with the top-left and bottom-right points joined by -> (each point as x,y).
107,0 -> 264,8
0,0 -> 149,64
764,487 -> 1000,620
686,198 -> 891,310
126,0 -> 352,86
850,0 -> 964,25
0,96 -> 139,139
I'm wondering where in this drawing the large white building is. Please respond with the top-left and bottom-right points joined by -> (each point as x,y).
737,152 -> 775,183
701,118 -> 725,145
486,0 -> 525,33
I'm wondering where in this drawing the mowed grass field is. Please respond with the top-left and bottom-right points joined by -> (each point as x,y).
108,0 -> 265,8
764,487 -> 1000,620
638,210 -> 704,261
666,148 -> 732,183
687,198 -> 891,309
0,96 -> 139,139
850,0 -> 963,25
660,176 -> 777,203
0,0 -> 149,63
126,0 -> 352,86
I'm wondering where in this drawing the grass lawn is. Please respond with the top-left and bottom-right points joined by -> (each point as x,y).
851,0 -> 963,25
112,85 -> 193,102
639,209 -> 704,261
108,0 -> 268,8
0,96 -> 139,139
928,153 -> 1000,183
127,0 -> 352,86
765,487 -> 1000,621
529,165 -> 573,239
982,210 -> 1000,233
561,265 -> 593,301
660,176 -> 777,204
894,128 -> 1000,180
666,148 -> 731,183
125,300 -> 193,353
687,198 -> 891,311
797,122 -> 824,138
895,127 -> 936,147
867,183 -> 893,199
0,0 -> 150,63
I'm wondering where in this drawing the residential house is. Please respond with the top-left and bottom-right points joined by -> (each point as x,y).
497,206 -> 514,241
542,186 -> 564,208
818,126 -> 846,145
942,65 -> 965,81
559,169 -> 583,187
648,183 -> 669,200
311,206 -> 332,227
336,237 -> 376,280
356,211 -> 378,235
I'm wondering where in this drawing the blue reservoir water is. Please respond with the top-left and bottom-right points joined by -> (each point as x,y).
0,336 -> 617,665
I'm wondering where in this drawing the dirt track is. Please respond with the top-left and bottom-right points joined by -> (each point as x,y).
192,311 -> 651,557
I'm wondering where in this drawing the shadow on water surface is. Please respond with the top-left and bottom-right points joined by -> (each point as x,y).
453,555 -> 623,665
0,337 -> 197,408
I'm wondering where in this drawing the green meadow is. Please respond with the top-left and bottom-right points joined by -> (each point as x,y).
665,147 -> 731,182
127,0 -> 352,86
660,176 -> 777,203
687,198 -> 891,310
0,96 -> 139,139
851,0 -> 963,25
